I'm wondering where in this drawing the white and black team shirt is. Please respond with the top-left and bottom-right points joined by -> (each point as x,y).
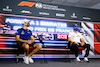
68,31 -> 83,43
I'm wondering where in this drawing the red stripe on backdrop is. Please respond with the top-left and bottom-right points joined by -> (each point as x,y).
94,24 -> 100,54
0,35 -> 7,52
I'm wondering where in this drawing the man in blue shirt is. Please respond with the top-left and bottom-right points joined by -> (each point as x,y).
16,19 -> 42,64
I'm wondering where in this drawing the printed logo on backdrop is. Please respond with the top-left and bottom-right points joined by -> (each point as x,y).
71,13 -> 77,18
35,3 -> 66,11
35,3 -> 43,9
18,1 -> 36,7
56,13 -> 65,17
3,6 -> 12,12
39,12 -> 49,15
20,10 -> 32,14
83,16 -> 91,20
18,1 -> 66,12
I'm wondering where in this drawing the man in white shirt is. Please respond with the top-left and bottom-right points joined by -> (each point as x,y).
68,24 -> 90,62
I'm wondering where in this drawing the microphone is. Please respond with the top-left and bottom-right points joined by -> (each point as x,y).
39,38 -> 44,44
38,35 -> 46,47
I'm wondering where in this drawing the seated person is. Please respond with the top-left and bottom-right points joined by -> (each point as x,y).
16,19 -> 42,64
68,24 -> 90,62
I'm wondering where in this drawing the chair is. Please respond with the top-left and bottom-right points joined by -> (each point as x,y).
16,42 -> 35,62
68,42 -> 84,55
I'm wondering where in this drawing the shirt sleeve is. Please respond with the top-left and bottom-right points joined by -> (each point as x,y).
16,29 -> 21,35
30,30 -> 32,36
79,33 -> 83,38
68,32 -> 72,37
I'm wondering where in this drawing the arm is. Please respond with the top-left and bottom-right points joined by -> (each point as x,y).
68,37 -> 79,45
80,38 -> 85,46
16,29 -> 28,43
68,37 -> 74,43
16,35 -> 28,43
16,29 -> 32,44
30,36 -> 35,42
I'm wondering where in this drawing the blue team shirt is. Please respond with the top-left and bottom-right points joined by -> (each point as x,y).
16,28 -> 32,40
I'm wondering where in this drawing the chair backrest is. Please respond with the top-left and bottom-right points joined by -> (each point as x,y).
78,47 -> 84,50
14,32 -> 20,48
14,32 -> 17,37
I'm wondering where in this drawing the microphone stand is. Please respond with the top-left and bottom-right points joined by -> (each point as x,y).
38,36 -> 48,64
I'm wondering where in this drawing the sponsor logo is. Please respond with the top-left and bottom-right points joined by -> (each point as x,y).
18,1 -> 66,11
20,10 -> 32,14
83,16 -> 91,20
35,3 -> 66,11
71,13 -> 77,18
39,12 -> 49,15
56,13 -> 65,17
3,6 -> 12,12
21,31 -> 24,35
18,1 -> 36,7
35,3 -> 43,9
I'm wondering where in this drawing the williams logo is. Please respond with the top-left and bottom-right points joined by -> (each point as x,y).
3,6 -> 12,11
18,1 -> 36,7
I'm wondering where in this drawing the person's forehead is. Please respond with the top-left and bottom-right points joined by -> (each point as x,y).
73,26 -> 78,28
24,22 -> 29,23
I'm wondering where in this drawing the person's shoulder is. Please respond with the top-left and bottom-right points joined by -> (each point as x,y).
17,28 -> 23,31
27,29 -> 32,32
77,32 -> 81,34
77,32 -> 82,35
69,31 -> 74,34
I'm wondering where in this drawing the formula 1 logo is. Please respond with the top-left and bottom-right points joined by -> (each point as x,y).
18,1 -> 36,7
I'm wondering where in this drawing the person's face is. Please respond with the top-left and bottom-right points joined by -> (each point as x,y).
73,26 -> 78,30
23,22 -> 29,26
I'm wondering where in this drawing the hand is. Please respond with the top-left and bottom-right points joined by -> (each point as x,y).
27,40 -> 32,44
80,43 -> 85,46
73,42 -> 79,45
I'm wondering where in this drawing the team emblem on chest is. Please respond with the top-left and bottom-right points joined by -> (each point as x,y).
21,31 -> 24,35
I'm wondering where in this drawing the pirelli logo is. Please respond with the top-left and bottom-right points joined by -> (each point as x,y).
18,1 -> 36,7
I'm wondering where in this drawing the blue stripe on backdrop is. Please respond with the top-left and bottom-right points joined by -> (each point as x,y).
0,39 -> 68,46
0,39 -> 68,43
0,55 -> 100,58
0,42 -> 68,46
0,39 -> 16,41
0,55 -> 69,58
0,42 -> 16,44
